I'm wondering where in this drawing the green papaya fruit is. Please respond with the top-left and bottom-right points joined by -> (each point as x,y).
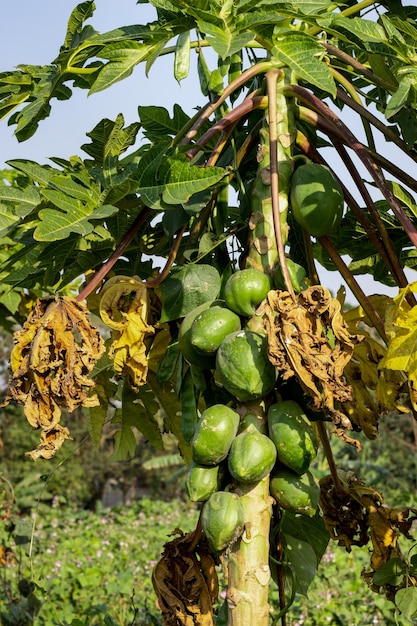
290,163 -> 343,237
228,425 -> 277,483
215,330 -> 276,402
178,300 -> 221,368
269,466 -> 320,517
190,305 -> 241,355
273,258 -> 308,293
268,400 -> 318,475
185,461 -> 220,502
191,404 -> 240,465
202,491 -> 245,552
224,268 -> 271,316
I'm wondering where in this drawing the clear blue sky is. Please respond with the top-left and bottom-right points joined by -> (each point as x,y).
0,0 -> 203,165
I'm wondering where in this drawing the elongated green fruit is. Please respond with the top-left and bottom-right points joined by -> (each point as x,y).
191,404 -> 240,465
290,163 -> 344,237
228,426 -> 277,483
268,400 -> 318,475
202,491 -> 245,552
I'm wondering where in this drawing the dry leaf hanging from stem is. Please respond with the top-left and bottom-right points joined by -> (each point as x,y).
5,296 -> 105,460
263,286 -> 363,447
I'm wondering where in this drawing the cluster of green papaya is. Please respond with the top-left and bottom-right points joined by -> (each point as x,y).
185,398 -> 320,553
178,265 -> 324,552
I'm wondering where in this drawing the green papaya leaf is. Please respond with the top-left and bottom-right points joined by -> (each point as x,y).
272,34 -> 336,97
62,0 -> 96,50
110,379 -> 164,461
197,19 -> 254,59
136,152 -> 225,208
34,192 -> 117,241
395,587 -> 417,621
138,104 -> 190,141
159,264 -> 221,322
280,510 -> 330,596
90,41 -> 167,94
373,558 -> 404,586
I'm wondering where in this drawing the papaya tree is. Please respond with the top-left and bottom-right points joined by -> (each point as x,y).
1,0 -> 417,623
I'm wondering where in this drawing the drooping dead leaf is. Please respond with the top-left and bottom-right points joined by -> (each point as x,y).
99,275 -> 155,390
5,296 -> 105,459
320,470 -> 417,573
152,521 -> 218,626
378,281 -> 417,411
263,286 -> 363,445
343,297 -> 409,439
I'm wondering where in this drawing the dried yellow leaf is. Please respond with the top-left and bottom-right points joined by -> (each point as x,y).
99,275 -> 154,390
379,281 -> 417,411
5,296 -> 105,459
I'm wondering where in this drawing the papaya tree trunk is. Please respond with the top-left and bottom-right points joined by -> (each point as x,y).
227,476 -> 273,625
226,71 -> 296,625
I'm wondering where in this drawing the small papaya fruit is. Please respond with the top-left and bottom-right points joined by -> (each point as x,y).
191,404 -> 240,466
273,258 -> 308,293
215,330 -> 276,402
202,491 -> 245,552
185,461 -> 220,502
190,306 -> 241,355
228,425 -> 277,483
224,268 -> 271,316
178,300 -> 221,368
290,163 -> 343,237
269,466 -> 320,517
268,400 -> 318,475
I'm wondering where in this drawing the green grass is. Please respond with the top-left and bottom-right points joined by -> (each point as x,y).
0,498 -> 413,625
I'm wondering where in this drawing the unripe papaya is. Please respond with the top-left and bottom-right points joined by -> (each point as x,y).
270,466 -> 320,517
190,306 -> 241,355
224,268 -> 271,316
228,425 -> 277,483
185,461 -> 220,502
178,300 -> 217,368
191,404 -> 240,466
290,163 -> 343,237
215,330 -> 276,402
202,491 -> 245,552
273,258 -> 308,293
268,400 -> 318,475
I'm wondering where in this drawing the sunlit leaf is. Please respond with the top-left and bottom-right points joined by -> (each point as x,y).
272,34 -> 335,96
159,264 -> 221,322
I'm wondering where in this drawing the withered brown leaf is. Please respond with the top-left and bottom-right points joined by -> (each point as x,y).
263,286 -> 363,444
320,470 -> 417,574
5,296 -> 104,459
152,523 -> 218,626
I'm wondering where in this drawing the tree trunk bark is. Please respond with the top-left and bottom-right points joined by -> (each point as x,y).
227,477 -> 273,625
